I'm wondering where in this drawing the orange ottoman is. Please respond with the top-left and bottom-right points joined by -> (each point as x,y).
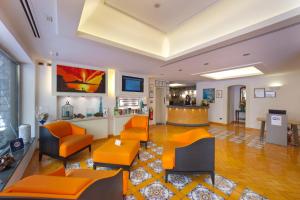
93,139 -> 140,170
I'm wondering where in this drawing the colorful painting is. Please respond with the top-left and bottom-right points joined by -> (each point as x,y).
203,88 -> 215,103
56,65 -> 106,93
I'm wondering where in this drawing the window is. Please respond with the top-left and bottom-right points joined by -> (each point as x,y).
0,50 -> 19,156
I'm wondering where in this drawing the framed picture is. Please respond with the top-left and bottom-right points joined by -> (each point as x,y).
254,88 -> 265,98
53,64 -> 106,95
265,91 -> 276,98
203,88 -> 215,103
216,90 -> 222,98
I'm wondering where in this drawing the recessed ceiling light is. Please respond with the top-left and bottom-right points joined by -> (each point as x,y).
154,3 -> 160,8
243,53 -> 251,56
169,83 -> 184,87
199,66 -> 263,80
178,69 -> 183,72
204,62 -> 209,65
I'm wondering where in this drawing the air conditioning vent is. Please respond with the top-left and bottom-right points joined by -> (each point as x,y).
19,0 -> 40,38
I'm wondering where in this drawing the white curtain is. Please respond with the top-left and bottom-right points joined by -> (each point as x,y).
0,50 -> 19,156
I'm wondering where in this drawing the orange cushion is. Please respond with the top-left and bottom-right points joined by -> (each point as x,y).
60,134 -> 93,157
120,128 -> 148,142
131,116 -> 148,129
44,121 -> 72,138
93,139 -> 139,166
5,175 -> 91,195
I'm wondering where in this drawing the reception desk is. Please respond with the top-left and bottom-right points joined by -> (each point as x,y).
167,106 -> 209,127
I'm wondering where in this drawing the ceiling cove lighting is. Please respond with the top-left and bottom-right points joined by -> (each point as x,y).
199,66 -> 263,80
169,83 -> 184,87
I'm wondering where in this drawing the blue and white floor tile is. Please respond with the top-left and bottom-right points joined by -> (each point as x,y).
130,167 -> 152,186
167,174 -> 192,190
140,181 -> 174,200
139,151 -> 155,162
187,184 -> 224,200
148,160 -> 163,174
205,174 -> 236,195
240,188 -> 268,200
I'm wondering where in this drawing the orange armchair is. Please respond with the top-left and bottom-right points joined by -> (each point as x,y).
0,167 -> 128,200
39,121 -> 93,166
162,128 -> 215,184
120,115 -> 149,148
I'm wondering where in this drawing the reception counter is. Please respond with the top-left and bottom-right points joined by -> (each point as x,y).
167,105 -> 209,127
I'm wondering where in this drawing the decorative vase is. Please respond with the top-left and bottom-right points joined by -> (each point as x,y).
62,101 -> 74,120
18,124 -> 31,144
99,96 -> 103,115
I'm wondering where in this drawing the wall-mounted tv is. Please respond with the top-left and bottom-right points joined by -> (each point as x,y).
122,76 -> 144,92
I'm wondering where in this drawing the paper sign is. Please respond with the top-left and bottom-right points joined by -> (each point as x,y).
115,139 -> 122,146
271,115 -> 282,126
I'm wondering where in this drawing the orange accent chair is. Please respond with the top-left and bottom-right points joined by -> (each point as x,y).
39,121 -> 93,166
120,115 -> 149,148
162,128 -> 215,184
0,167 -> 128,200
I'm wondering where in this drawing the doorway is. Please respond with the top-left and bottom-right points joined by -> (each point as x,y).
155,87 -> 166,124
227,85 -> 246,125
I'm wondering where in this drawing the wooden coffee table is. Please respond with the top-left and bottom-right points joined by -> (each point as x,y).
93,139 -> 140,170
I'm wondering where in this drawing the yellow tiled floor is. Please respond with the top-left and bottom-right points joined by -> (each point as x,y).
24,124 -> 300,199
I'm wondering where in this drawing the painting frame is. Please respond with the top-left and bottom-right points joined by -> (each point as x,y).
216,90 -> 223,98
203,88 -> 215,103
52,62 -> 108,96
265,91 -> 276,98
254,88 -> 265,98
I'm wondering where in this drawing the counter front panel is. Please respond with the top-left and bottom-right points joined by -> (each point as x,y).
167,106 -> 208,127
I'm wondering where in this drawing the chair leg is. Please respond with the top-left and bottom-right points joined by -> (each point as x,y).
210,171 -> 215,185
145,141 -> 147,149
63,159 -> 67,168
38,151 -> 43,162
165,171 -> 168,183
88,145 -> 92,153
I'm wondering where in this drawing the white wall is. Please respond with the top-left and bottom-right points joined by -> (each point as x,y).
196,70 -> 300,129
36,65 -> 57,122
20,64 -> 36,137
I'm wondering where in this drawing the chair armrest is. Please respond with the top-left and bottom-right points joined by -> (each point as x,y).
71,124 -> 86,135
124,119 -> 132,130
39,126 -> 60,157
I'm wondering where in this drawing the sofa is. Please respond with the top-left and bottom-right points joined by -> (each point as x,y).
39,121 -> 93,166
0,167 -> 128,200
120,115 -> 149,148
162,128 -> 215,184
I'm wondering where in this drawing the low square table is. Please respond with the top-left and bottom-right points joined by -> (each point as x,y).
93,139 -> 140,170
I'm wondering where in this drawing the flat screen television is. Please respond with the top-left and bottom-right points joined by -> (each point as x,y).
122,76 -> 144,92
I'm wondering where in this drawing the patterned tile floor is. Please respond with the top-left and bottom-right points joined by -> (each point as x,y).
64,141 -> 268,200
25,124 -> 300,199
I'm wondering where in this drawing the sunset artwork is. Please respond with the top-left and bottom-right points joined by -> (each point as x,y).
56,65 -> 106,93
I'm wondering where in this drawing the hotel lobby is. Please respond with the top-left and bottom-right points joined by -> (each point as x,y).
0,0 -> 300,199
